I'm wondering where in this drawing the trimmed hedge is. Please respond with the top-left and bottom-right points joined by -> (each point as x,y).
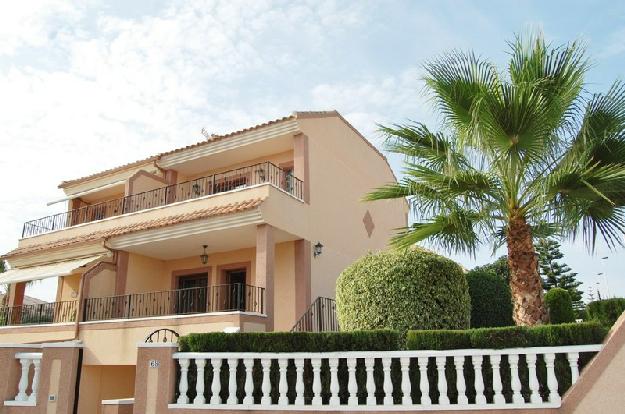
336,249 -> 471,332
587,298 -> 625,327
179,330 -> 401,352
466,269 -> 513,328
544,288 -> 575,324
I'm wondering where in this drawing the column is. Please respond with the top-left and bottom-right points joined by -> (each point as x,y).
256,224 -> 275,331
293,132 -> 310,202
294,239 -> 311,320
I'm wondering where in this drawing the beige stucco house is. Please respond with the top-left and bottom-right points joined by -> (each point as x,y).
0,111 -> 406,413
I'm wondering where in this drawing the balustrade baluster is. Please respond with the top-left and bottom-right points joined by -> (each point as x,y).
364,357 -> 376,405
472,355 -> 486,405
435,356 -> 450,405
453,356 -> 468,405
509,354 -> 523,404
243,358 -> 254,405
544,353 -> 560,404
194,358 -> 206,405
400,357 -> 411,405
382,357 -> 393,405
177,358 -> 190,404
15,358 -> 31,401
346,358 -> 358,406
278,358 -> 288,406
491,355 -> 505,405
328,358 -> 340,406
526,353 -> 541,404
260,359 -> 271,405
311,358 -> 322,405
417,357 -> 431,405
294,358 -> 305,405
227,358 -> 238,405
210,358 -> 222,404
567,352 -> 580,384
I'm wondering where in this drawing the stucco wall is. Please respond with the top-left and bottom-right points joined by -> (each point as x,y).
78,365 -> 136,414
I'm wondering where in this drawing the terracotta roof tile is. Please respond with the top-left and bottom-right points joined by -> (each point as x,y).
3,198 -> 264,258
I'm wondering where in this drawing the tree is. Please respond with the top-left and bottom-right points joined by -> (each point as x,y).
536,238 -> 584,309
366,33 -> 625,325
472,256 -> 510,282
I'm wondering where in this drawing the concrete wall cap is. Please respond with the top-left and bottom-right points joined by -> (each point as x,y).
137,342 -> 179,348
0,343 -> 43,348
41,340 -> 84,348
102,398 -> 135,405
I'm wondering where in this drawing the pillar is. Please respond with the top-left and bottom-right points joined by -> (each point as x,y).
256,224 -> 275,331
133,343 -> 178,414
294,239 -> 312,320
294,132 -> 310,203
38,342 -> 83,414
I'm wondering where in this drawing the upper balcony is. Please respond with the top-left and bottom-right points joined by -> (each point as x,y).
22,162 -> 303,238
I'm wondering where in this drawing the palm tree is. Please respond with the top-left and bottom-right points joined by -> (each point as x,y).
367,33 -> 625,325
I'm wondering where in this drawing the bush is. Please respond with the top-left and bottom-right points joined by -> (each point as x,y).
336,249 -> 471,332
466,269 -> 513,328
179,330 -> 401,352
587,298 -> 625,327
544,288 -> 575,324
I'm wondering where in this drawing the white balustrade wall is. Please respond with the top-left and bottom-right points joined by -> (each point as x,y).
4,352 -> 43,406
170,344 -> 601,411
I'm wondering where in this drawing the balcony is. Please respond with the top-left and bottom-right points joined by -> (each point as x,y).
0,284 -> 265,327
22,162 -> 303,238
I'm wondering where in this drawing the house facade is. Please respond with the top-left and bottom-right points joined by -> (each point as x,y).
0,111 -> 406,413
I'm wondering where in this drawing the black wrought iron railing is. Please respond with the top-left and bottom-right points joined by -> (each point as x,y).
82,283 -> 265,322
22,162 -> 304,238
291,296 -> 339,332
0,300 -> 78,326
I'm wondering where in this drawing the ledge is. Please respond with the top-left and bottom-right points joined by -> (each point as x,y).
102,398 -> 134,405
4,400 -> 36,407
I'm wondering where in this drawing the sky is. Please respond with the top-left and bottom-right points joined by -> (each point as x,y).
0,0 -> 624,302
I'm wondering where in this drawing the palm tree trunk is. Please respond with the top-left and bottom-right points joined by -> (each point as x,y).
506,216 -> 548,325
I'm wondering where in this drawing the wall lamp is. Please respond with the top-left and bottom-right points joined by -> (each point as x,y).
313,242 -> 323,258
200,245 -> 209,265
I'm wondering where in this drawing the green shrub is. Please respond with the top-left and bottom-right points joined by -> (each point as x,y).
545,288 -> 575,324
466,269 -> 513,328
336,249 -> 471,332
179,330 -> 401,352
587,298 -> 625,327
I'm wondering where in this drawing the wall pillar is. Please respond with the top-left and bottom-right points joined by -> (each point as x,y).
38,342 -> 82,414
132,344 -> 177,414
0,345 -> 41,407
7,282 -> 26,308
256,224 -> 275,331
293,133 -> 310,203
294,239 -> 312,320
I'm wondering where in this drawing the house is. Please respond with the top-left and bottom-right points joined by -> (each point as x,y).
0,111 -> 407,413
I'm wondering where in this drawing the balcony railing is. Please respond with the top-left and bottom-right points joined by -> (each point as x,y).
0,300 -> 78,326
82,284 -> 265,322
22,162 -> 303,237
291,297 -> 339,332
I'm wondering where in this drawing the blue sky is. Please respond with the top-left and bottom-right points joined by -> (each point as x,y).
0,1 -> 623,301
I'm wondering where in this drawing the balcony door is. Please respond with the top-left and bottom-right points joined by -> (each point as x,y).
226,269 -> 246,311
176,273 -> 208,314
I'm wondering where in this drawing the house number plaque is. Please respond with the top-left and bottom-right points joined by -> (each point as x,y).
149,359 -> 160,368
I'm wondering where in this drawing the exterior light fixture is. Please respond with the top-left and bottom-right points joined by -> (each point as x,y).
200,245 -> 209,265
313,242 -> 323,258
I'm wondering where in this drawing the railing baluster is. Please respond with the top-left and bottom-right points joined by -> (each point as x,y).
294,358 -> 305,405
329,357 -> 340,406
526,353 -> 541,404
28,357 -> 41,403
311,358 -> 322,406
243,358 -> 254,405
417,357 -> 431,405
365,357 -> 376,405
491,355 -> 505,405
382,357 -> 393,405
453,355 -> 468,405
260,358 -> 271,405
278,358 -> 288,406
227,358 -> 238,405
435,356 -> 449,405
544,353 -> 560,404
177,358 -> 190,404
400,357 -> 411,405
472,355 -> 486,405
509,354 -> 523,404
346,358 -> 358,406
210,358 -> 222,404
567,352 -> 580,384
15,358 -> 31,401
194,358 -> 206,405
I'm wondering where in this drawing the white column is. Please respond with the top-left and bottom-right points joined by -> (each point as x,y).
347,358 -> 358,406
294,358 -> 305,405
278,358 -> 289,406
365,358 -> 376,405
311,358 -> 322,406
329,358 -> 340,406
472,355 -> 486,405
210,358 -> 222,404
417,357 -> 431,406
453,356 -> 467,405
435,357 -> 449,405
544,353 -> 561,404
177,358 -> 190,404
29,358 -> 41,403
400,357 -> 412,405
490,355 -> 505,405
509,354 -> 523,405
243,358 -> 254,405
227,358 -> 238,405
567,352 -> 580,385
382,357 -> 393,405
526,354 -> 541,404
194,358 -> 206,405
260,358 -> 272,405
